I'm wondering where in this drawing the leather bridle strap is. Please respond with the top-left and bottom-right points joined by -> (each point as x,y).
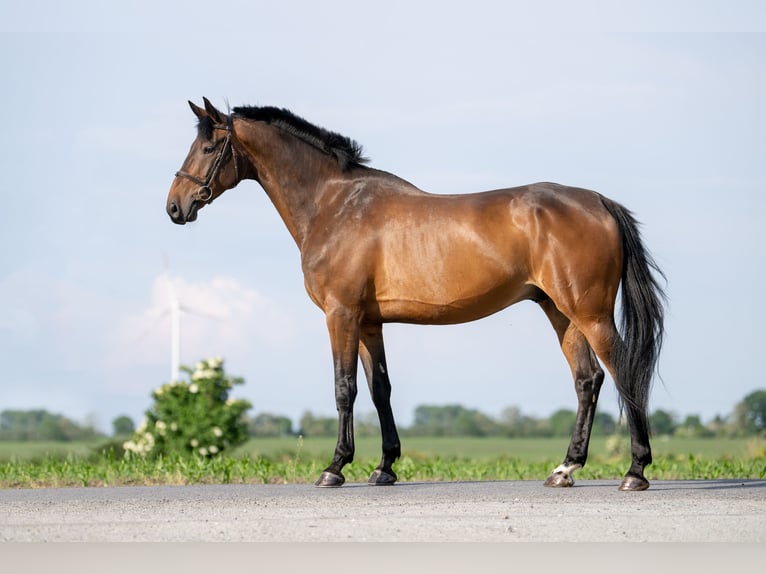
175,115 -> 238,202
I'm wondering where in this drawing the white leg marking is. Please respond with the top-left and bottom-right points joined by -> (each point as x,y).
553,462 -> 583,475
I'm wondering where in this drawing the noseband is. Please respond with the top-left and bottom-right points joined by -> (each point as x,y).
175,115 -> 238,203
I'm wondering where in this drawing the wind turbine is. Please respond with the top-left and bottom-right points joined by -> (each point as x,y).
167,275 -> 182,383
130,264 -> 220,383
161,257 -> 221,383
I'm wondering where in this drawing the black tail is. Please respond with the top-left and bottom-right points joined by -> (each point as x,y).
601,197 -> 666,429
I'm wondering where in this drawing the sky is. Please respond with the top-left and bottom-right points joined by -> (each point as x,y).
1,2 -> 765,433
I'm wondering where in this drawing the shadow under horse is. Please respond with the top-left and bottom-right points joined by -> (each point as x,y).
167,98 -> 666,491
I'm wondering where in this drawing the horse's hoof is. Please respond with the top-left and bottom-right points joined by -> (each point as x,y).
619,475 -> 650,491
368,469 -> 397,486
544,471 -> 575,488
314,471 -> 345,488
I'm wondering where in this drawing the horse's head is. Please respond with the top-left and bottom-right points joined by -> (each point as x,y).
166,98 -> 240,224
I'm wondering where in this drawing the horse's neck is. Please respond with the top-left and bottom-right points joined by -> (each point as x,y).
237,122 -> 333,247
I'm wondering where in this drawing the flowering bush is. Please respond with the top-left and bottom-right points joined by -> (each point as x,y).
123,358 -> 251,458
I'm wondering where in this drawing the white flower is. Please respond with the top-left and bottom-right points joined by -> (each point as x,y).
155,420 -> 167,436
189,383 -> 199,394
198,447 -> 209,456
209,357 -> 223,369
192,367 -> 218,381
190,438 -> 199,448
212,427 -> 223,438
195,361 -> 205,371
123,429 -> 156,456
209,445 -> 219,454
170,422 -> 178,432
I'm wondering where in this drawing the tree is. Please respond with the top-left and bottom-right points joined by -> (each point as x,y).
354,411 -> 381,437
674,414 -> 714,438
0,409 -> 103,441
410,405 -> 498,437
739,390 -> 766,435
592,412 -> 617,436
112,415 -> 135,437
249,413 -> 294,437
299,411 -> 337,437
499,405 -> 541,437
649,409 -> 677,436
548,409 -> 577,437
706,414 -> 728,437
123,358 -> 251,458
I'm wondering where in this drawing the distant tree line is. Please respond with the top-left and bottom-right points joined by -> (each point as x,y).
282,406 -> 704,439
0,410 -> 104,441
252,389 -> 766,440
2,389 -> 765,442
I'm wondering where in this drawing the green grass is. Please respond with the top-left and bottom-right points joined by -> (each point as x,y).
0,436 -> 763,488
231,435 -> 765,463
233,436 -> 573,463
0,440 -> 105,462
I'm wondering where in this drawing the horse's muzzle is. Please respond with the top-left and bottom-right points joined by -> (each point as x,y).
166,198 -> 198,225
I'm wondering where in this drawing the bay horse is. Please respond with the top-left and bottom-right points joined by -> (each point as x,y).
167,98 -> 665,491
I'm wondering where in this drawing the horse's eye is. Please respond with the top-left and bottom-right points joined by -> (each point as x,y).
202,143 -> 217,154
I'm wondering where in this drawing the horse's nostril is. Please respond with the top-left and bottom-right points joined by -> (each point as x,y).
167,200 -> 182,222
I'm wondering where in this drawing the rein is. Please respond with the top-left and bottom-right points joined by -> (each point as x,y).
175,115 -> 238,202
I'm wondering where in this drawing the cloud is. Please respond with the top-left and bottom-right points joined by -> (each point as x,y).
108,274 -> 296,372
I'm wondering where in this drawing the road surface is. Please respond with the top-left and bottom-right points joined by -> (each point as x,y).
2,479 -> 764,542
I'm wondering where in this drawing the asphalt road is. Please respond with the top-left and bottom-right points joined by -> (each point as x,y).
2,479 -> 765,542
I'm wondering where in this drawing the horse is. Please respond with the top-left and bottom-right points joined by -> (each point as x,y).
167,98 -> 666,491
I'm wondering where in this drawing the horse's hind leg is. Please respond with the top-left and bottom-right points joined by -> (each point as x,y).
359,323 -> 401,485
576,316 -> 652,491
539,300 -> 605,488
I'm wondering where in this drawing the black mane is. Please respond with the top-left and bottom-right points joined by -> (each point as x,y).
232,106 -> 369,171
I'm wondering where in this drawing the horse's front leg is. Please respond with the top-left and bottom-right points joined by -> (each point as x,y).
314,306 -> 360,488
359,323 -> 401,485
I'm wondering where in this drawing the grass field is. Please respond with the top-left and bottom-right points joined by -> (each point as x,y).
231,435 -> 766,462
0,436 -> 763,488
2,435 -> 763,463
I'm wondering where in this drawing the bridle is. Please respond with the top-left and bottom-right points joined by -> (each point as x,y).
175,114 -> 238,203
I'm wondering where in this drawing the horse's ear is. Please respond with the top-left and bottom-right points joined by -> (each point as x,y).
189,100 -> 206,119
203,97 -> 224,123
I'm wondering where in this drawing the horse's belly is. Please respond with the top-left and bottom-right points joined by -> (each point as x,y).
371,277 -> 537,325
369,222 -> 534,324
